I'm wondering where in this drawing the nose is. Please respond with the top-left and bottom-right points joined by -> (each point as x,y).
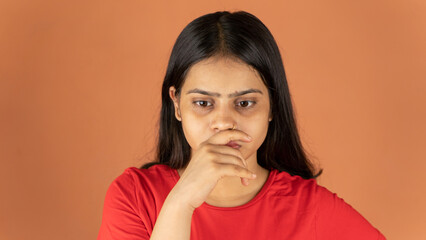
209,107 -> 237,132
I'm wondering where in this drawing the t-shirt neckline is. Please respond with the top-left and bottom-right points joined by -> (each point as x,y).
169,165 -> 276,211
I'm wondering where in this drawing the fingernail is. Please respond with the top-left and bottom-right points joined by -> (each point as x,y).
252,174 -> 257,178
245,135 -> 252,140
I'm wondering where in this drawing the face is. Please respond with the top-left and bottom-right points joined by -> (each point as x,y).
169,56 -> 272,161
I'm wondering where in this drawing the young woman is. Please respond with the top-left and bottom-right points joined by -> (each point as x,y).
97,10 -> 386,240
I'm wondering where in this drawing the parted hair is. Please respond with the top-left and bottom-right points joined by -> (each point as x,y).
140,10 -> 322,179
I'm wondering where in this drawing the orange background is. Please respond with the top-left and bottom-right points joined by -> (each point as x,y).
1,0 -> 425,239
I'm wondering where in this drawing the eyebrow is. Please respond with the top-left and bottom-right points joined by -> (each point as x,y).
186,88 -> 263,98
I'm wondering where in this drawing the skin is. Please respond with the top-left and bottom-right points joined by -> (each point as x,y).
169,55 -> 273,207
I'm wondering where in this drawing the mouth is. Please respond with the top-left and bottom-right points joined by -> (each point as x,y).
226,141 -> 241,149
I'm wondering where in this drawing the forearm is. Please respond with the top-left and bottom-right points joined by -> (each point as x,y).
150,192 -> 194,240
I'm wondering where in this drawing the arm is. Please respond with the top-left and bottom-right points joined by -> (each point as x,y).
315,185 -> 386,240
150,191 -> 195,240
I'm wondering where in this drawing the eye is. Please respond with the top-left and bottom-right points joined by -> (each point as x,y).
192,100 -> 256,110
193,100 -> 212,108
237,100 -> 256,108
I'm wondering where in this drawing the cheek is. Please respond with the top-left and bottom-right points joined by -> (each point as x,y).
241,112 -> 270,148
244,120 -> 269,144
180,113 -> 209,149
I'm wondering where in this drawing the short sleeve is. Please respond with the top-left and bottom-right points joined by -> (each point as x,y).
97,170 -> 150,240
315,185 -> 386,240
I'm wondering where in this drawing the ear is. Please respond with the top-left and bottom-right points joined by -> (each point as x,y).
169,86 -> 182,121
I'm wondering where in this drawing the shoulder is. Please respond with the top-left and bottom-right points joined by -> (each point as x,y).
271,169 -> 336,196
104,164 -> 177,206
269,170 -> 346,210
99,165 -> 176,238
110,164 -> 177,196
118,164 -> 175,182
270,169 -> 321,196
270,171 -> 385,238
102,164 -> 177,228
270,170 -> 366,216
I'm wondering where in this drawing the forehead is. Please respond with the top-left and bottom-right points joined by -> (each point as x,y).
182,56 -> 266,92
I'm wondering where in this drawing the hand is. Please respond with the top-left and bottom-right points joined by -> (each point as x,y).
169,129 -> 257,210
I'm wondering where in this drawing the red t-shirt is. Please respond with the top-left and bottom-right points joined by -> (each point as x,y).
97,164 -> 386,239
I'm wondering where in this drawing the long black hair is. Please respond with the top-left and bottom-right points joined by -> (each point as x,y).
140,10 -> 322,179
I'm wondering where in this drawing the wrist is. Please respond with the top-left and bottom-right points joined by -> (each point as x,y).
164,190 -> 195,214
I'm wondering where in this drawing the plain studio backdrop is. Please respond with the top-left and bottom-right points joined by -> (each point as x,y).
0,0 -> 425,239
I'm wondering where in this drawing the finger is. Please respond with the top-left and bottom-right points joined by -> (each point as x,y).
206,129 -> 252,146
209,145 -> 247,167
219,163 -> 257,180
209,149 -> 251,186
241,177 -> 250,186
210,150 -> 247,170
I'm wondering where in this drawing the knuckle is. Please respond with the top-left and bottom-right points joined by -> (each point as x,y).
211,162 -> 220,171
235,156 -> 244,165
207,152 -> 216,161
227,132 -> 235,141
233,151 -> 244,161
203,143 -> 213,151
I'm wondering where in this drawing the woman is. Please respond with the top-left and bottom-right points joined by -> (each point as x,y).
97,10 -> 386,239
